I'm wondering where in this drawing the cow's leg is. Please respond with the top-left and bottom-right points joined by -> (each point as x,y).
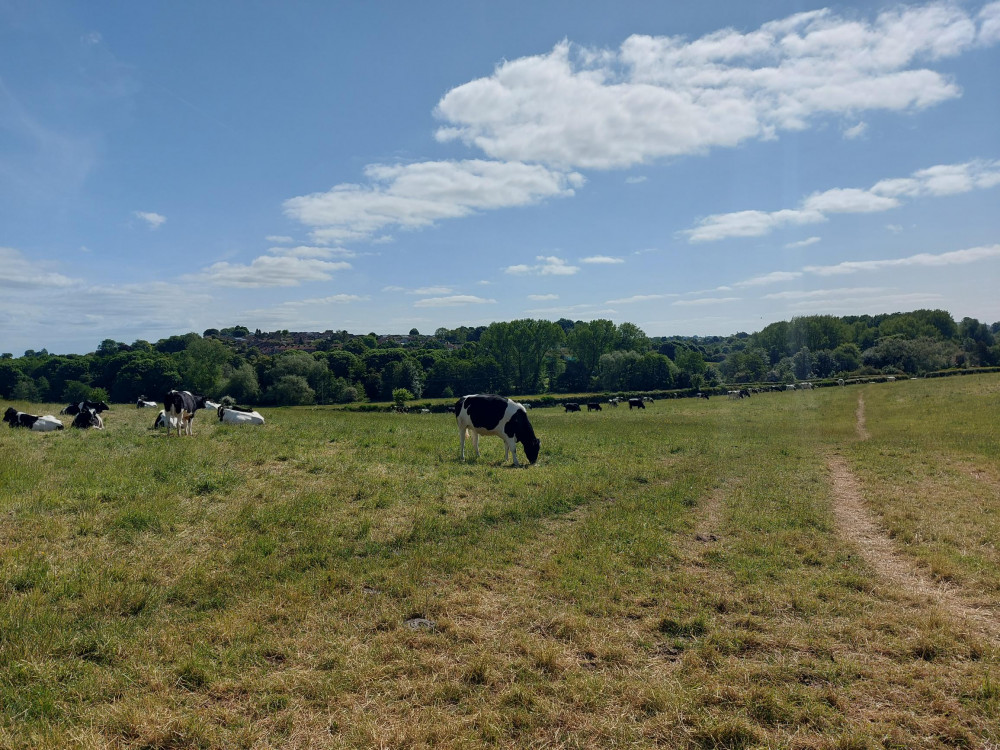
471,432 -> 480,458
459,426 -> 466,460
506,437 -> 519,466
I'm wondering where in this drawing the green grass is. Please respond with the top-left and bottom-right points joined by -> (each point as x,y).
1,379 -> 998,748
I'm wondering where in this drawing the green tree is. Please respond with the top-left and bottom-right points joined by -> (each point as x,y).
566,319 -> 617,373
392,388 -> 414,408
263,375 -> 315,405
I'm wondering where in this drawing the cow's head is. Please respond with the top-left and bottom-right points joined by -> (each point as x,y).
3,407 -> 17,425
523,436 -> 541,465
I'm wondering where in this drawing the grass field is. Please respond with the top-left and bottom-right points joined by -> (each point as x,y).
1,377 -> 998,749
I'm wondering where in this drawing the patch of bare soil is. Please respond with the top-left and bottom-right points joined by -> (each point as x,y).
855,394 -> 870,440
827,454 -> 999,639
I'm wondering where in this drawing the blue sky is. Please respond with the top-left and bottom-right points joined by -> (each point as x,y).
2,0 -> 999,355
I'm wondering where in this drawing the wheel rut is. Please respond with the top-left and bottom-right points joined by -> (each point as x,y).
829,394 -> 998,639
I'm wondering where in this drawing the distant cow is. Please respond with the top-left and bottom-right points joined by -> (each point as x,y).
163,390 -> 209,436
628,398 -> 645,409
739,389 -> 751,399
837,379 -> 845,387
587,402 -> 602,411
696,392 -> 710,400
3,407 -> 63,431
564,402 -> 581,412
798,382 -> 813,390
153,410 -> 180,430
71,407 -> 104,429
217,405 -> 265,425
455,394 -> 540,467
136,395 -> 158,408
608,397 -> 621,407
786,384 -> 796,391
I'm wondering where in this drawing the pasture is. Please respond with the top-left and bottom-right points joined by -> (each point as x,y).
1,377 -> 998,749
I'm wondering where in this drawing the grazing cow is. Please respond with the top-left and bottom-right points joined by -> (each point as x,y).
837,379 -> 845,387
798,382 -> 813,390
61,400 -> 110,416
739,389 -> 751,399
3,407 -> 64,431
608,397 -> 621,407
163,389 -> 209,436
587,402 -> 602,411
786,384 -> 796,391
217,405 -> 265,425
71,407 -> 104,429
455,394 -> 540,467
136,395 -> 158,408
696,392 -> 710,400
628,398 -> 645,409
564,402 -> 581,412
727,390 -> 739,400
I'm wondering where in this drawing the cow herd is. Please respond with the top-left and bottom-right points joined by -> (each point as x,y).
3,390 -> 265,435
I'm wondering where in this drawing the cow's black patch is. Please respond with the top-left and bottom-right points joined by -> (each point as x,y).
462,394 -> 508,431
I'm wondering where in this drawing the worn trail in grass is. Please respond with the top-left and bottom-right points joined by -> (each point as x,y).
2,379 -> 999,748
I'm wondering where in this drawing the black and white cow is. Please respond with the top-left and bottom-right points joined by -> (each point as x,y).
136,395 -> 158,408
71,406 -> 104,429
163,390 -> 209,436
61,400 -> 110,416
455,394 -> 540,467
3,407 -> 64,431
628,398 -> 645,409
217,405 -> 265,425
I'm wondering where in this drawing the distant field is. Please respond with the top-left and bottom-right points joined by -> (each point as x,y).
1,377 -> 998,748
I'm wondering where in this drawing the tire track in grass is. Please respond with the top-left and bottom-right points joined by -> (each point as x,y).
830,398 -> 999,638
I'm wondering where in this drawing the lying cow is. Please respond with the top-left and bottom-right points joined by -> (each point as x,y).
61,400 -> 110,416
3,407 -> 64,431
71,407 -> 104,429
136,395 -> 158,408
217,405 -> 265,425
153,410 -> 180,430
455,394 -> 540,467
163,390 -> 209,436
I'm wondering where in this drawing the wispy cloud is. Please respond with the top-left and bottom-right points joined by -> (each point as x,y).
505,255 -> 579,276
685,159 -> 1000,242
605,293 -> 672,304
528,293 -> 559,301
0,247 -> 77,290
803,244 -> 1000,276
673,297 -> 740,306
413,295 -> 496,307
134,211 -> 166,230
785,236 -> 821,249
732,271 -> 804,288
580,255 -> 625,264
185,254 -> 351,288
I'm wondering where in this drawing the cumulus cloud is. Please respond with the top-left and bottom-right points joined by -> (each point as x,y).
435,4 -> 991,170
134,211 -> 166,229
528,293 -> 559,301
413,295 -> 496,307
504,255 -> 580,276
284,160 -> 584,243
580,255 -> 625,264
686,159 -> 1000,242
843,122 -> 868,140
266,235 -> 294,244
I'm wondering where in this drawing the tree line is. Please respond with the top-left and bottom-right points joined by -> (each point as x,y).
1,310 -> 997,407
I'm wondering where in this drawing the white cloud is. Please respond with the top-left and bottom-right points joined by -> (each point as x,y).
410,286 -> 454,295
284,160 -> 584,243
523,303 -> 618,316
843,122 -> 868,139
580,255 -> 625,264
803,244 -> 1000,276
673,297 -> 741,306
134,211 -> 166,229
413,295 -> 496,307
731,270 -> 804,288
528,294 -> 559,301
186,255 -> 351,288
886,224 -> 903,233
785,236 -> 821,249
266,235 -> 294,244
269,244 -> 356,259
685,159 -> 1000,242
605,294 -> 671,304
434,4 -> 990,170
0,247 -> 76,289
504,255 -> 580,276
763,287 -> 888,300
625,176 -> 648,184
